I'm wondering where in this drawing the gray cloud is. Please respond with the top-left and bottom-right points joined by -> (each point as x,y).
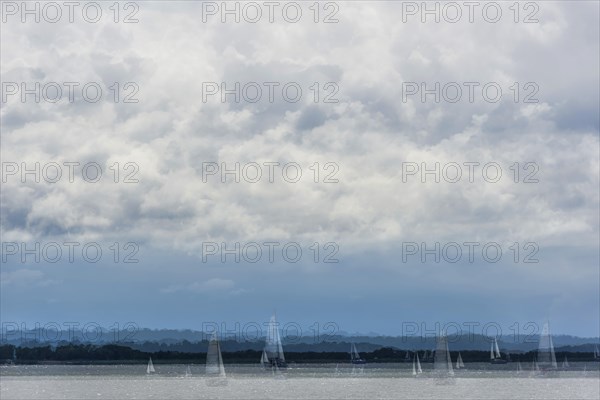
1,1 -> 598,336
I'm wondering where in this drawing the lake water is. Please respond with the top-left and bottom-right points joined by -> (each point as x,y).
1,363 -> 599,399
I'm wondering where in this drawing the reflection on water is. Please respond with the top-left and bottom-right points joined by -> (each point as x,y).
1,363 -> 599,399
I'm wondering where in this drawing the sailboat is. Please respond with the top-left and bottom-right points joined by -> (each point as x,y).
264,314 -> 287,369
561,356 -> 569,369
516,360 -> 523,373
260,349 -> 269,369
594,345 -> 600,361
530,356 -> 540,376
146,357 -> 156,374
490,338 -> 507,364
537,322 -> 557,371
404,351 -> 410,362
206,332 -> 227,386
412,352 -> 423,377
350,343 -> 366,364
455,352 -> 465,369
433,335 -> 454,379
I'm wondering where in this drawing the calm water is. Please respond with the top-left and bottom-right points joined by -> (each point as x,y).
1,363 -> 599,399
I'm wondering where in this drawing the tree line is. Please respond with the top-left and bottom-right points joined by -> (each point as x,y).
1,344 -> 598,364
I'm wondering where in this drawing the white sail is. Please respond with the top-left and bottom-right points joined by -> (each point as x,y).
456,352 -> 464,369
146,357 -> 155,374
494,338 -> 501,359
277,337 -> 285,362
412,355 -> 417,376
532,357 -> 540,372
206,333 -> 226,377
265,315 -> 285,362
490,342 -> 495,360
517,361 -> 522,372
562,356 -> 569,368
185,365 -> 192,377
405,351 -> 410,360
412,351 -> 422,376
351,343 -> 361,360
260,349 -> 269,365
433,335 -> 454,376
537,322 -> 557,369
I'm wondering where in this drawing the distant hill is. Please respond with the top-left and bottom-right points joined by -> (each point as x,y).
2,327 -> 598,353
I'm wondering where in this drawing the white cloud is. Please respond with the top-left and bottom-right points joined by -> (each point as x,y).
1,1 -> 598,334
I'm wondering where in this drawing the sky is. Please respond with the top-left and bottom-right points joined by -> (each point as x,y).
1,1 -> 599,339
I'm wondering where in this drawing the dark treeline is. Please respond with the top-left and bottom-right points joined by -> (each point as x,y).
1,344 -> 599,364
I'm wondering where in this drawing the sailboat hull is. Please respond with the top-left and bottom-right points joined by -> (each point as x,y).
267,358 -> 287,369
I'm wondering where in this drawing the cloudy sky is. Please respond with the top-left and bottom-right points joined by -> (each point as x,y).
1,1 -> 599,338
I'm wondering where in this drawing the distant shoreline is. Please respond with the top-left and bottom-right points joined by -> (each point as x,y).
2,344 -> 600,365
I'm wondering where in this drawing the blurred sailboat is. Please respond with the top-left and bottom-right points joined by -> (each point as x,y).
490,338 -> 507,364
433,335 -> 454,381
537,322 -> 557,373
561,356 -> 569,369
260,349 -> 269,369
185,365 -> 192,377
206,333 -> 227,386
350,343 -> 366,364
516,360 -> 523,373
146,357 -> 155,374
412,352 -> 423,377
264,314 -> 287,369
455,353 -> 465,369
530,356 -> 540,376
